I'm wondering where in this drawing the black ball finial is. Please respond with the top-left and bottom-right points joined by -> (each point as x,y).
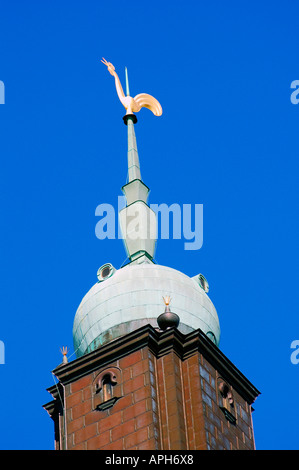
157,296 -> 180,331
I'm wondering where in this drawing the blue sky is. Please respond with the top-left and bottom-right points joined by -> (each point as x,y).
0,1 -> 298,450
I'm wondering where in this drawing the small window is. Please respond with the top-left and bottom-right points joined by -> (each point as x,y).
93,368 -> 121,411
218,379 -> 236,425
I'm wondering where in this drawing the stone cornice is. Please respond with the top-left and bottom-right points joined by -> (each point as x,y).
50,325 -> 260,405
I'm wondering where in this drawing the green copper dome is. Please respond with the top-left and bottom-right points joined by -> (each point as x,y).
73,261 -> 220,357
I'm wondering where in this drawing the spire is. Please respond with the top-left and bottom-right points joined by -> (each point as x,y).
119,112 -> 156,263
120,68 -> 156,262
101,59 -> 162,263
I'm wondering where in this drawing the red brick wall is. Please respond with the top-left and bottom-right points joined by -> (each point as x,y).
64,347 -> 160,450
63,346 -> 255,450
198,355 -> 255,450
157,351 -> 187,449
182,353 -> 207,449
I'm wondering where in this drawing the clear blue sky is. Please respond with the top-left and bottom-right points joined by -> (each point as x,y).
0,0 -> 298,450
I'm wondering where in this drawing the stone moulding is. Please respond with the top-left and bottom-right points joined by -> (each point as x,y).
45,324 -> 260,412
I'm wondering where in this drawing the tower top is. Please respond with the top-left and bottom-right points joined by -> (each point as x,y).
71,59 -> 220,357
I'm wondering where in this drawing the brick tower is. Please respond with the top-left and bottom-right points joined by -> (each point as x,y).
43,60 -> 260,450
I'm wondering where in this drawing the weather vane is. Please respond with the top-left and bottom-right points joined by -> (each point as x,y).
101,58 -> 162,118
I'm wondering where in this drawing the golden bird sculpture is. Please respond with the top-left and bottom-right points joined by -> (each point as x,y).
101,57 -> 162,117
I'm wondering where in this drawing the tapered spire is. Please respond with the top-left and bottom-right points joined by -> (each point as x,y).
101,59 -> 162,262
120,110 -> 156,262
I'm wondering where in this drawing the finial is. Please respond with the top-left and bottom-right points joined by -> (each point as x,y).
157,296 -> 180,331
60,346 -> 69,364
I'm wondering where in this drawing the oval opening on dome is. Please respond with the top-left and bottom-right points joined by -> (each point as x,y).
97,263 -> 116,282
198,274 -> 209,293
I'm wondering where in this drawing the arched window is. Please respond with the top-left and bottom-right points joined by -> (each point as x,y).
93,368 -> 121,411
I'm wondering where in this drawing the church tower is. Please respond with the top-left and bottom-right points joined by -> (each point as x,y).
43,60 -> 260,450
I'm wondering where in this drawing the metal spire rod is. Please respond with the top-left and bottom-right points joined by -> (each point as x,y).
125,67 -> 130,97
